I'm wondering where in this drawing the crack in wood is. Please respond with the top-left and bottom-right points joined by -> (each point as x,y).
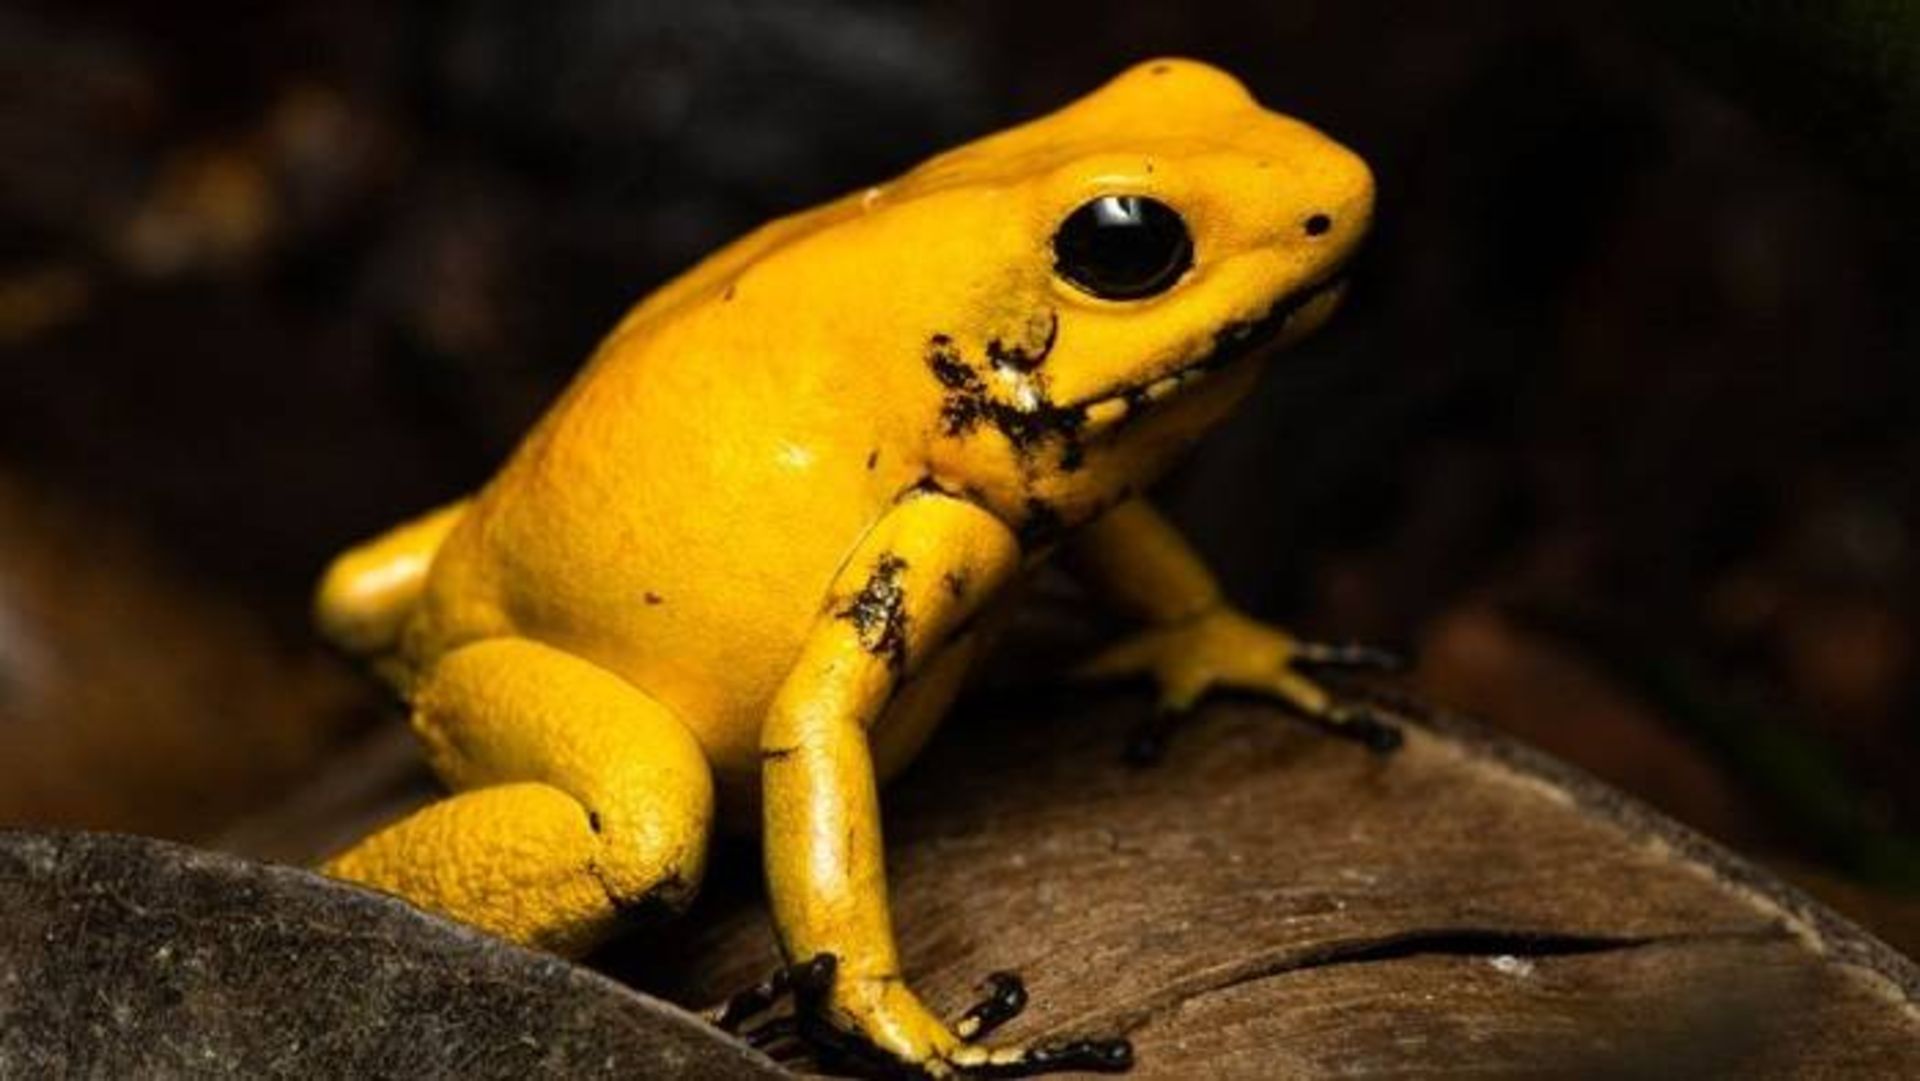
1046,924 -> 1795,1038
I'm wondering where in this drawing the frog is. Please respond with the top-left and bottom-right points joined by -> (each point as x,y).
316,58 -> 1382,1078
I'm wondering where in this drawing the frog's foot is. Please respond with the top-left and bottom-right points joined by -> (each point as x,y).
1074,606 -> 1406,763
952,971 -> 1027,1041
733,954 -> 1130,1078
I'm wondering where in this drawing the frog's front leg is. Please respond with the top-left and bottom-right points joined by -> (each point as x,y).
1066,499 -> 1404,758
761,490 -> 1130,1078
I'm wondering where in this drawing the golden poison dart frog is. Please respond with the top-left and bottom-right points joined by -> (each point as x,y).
317,58 -> 1381,1077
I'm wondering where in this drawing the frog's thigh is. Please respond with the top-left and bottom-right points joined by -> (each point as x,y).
324,637 -> 714,956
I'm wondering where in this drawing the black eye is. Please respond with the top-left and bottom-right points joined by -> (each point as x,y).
1052,195 -> 1193,300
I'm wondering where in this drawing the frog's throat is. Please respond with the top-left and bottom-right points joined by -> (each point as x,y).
1073,266 -> 1351,433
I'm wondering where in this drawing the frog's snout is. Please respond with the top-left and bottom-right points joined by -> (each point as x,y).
1296,208 -> 1355,260
1293,143 -> 1377,254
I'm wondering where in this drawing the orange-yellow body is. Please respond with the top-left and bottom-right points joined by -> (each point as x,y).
319,59 -> 1373,1075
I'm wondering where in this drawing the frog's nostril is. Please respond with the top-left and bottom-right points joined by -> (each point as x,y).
1304,213 -> 1333,237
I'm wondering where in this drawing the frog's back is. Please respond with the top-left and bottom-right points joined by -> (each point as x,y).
402,281 -> 911,775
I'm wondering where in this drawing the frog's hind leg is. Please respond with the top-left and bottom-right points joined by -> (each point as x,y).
323,637 -> 713,956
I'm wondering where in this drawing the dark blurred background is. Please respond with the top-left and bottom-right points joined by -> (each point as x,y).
2,1 -> 1917,948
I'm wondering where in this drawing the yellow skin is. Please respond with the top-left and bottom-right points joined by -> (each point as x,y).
319,59 -> 1374,1076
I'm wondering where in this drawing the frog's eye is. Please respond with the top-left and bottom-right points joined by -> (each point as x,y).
1052,195 -> 1193,301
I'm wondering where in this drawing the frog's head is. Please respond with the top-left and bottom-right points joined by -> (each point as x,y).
855,59 -> 1372,539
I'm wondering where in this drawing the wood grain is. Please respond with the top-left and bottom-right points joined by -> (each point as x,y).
630,689 -> 1920,1078
218,684 -> 1920,1077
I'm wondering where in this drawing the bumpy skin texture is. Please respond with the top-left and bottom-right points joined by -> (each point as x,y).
317,59 -> 1374,1076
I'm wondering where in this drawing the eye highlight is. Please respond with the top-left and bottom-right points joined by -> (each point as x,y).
1051,195 -> 1193,301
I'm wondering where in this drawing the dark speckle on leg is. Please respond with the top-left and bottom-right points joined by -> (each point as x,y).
836,553 -> 911,673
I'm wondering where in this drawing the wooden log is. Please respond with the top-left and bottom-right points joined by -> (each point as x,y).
190,686 -> 1920,1077
629,689 -> 1920,1077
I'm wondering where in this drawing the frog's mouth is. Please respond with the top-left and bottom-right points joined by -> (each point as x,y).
1074,268 -> 1350,434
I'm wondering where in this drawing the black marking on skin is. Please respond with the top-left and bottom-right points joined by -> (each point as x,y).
1150,62 -> 1171,75
943,570 -> 969,599
997,398 -> 1088,459
927,333 -> 979,392
644,591 -> 664,605
865,449 -> 879,470
775,954 -> 911,1075
926,265 -> 1344,487
956,971 -> 1028,1041
926,324 -> 1091,471
836,553 -> 911,673
1193,270 -> 1351,376
587,810 -> 604,834
722,283 -> 737,302
755,951 -> 1131,1078
984,310 -> 1058,373
956,395 -> 1088,457
1074,265 -> 1354,442
761,745 -> 800,763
